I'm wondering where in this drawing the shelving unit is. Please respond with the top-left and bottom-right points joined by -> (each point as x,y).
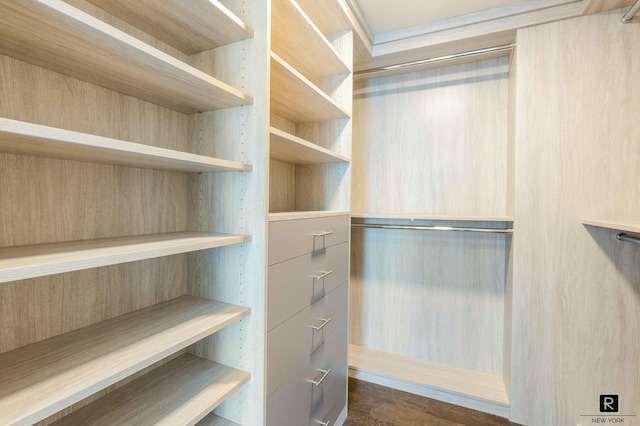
0,296 -> 250,425
270,127 -> 350,165
266,2 -> 353,424
85,0 -> 253,54
272,0 -> 350,81
349,345 -> 509,417
51,354 -> 250,425
0,118 -> 252,173
1,0 -> 266,424
271,52 -> 350,122
582,219 -> 640,233
0,232 -> 250,284
0,0 -> 252,113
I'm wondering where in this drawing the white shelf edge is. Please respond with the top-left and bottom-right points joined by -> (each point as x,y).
0,232 -> 252,284
0,296 -> 251,426
269,126 -> 350,164
0,0 -> 253,113
349,344 -> 509,418
272,0 -> 350,80
52,354 -> 250,425
582,219 -> 640,234
270,52 -> 351,122
86,0 -> 253,54
352,213 -> 514,222
0,118 -> 252,172
268,210 -> 350,221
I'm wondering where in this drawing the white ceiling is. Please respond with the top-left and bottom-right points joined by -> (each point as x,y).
355,0 -> 523,34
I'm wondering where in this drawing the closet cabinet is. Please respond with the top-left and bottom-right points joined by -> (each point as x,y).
267,0 -> 353,425
0,0 -> 266,424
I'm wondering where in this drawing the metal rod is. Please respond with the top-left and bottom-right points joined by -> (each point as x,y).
351,223 -> 513,234
355,43 -> 516,77
621,0 -> 640,23
616,233 -> 640,244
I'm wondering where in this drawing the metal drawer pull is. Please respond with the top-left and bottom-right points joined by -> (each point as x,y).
311,270 -> 333,280
318,421 -> 331,426
312,317 -> 332,331
312,369 -> 331,387
313,231 -> 333,237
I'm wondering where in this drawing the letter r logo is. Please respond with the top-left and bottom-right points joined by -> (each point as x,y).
600,395 -> 618,412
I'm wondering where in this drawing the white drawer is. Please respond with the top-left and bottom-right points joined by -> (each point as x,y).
266,323 -> 348,426
268,215 -> 349,265
268,242 -> 348,330
267,282 -> 348,396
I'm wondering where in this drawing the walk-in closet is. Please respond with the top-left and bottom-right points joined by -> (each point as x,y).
0,1 -> 638,425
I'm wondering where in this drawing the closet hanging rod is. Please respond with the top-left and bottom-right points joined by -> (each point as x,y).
351,223 -> 513,234
616,233 -> 640,244
354,43 -> 516,77
621,0 -> 640,23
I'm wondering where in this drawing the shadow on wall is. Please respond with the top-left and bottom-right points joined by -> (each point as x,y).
584,225 -> 640,297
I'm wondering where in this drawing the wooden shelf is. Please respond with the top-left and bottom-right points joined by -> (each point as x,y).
272,0 -> 349,81
0,232 -> 251,284
52,354 -> 250,425
270,127 -> 350,165
349,345 -> 509,418
294,0 -> 351,36
0,0 -> 253,114
269,210 -> 350,221
86,0 -> 253,54
352,213 -> 514,222
198,414 -> 241,426
0,296 -> 251,426
582,219 -> 640,233
271,52 -> 350,123
0,118 -> 252,173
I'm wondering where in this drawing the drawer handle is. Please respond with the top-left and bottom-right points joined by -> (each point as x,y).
313,231 -> 333,238
311,368 -> 331,387
318,421 -> 331,426
312,317 -> 332,331
311,270 -> 333,280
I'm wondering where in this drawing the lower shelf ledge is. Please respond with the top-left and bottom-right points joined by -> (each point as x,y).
197,413 -> 241,426
0,296 -> 250,426
51,354 -> 250,425
348,345 -> 509,418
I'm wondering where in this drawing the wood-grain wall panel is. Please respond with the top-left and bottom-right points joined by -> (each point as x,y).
350,220 -> 507,375
511,10 -> 640,425
0,256 -> 186,354
352,57 -> 509,216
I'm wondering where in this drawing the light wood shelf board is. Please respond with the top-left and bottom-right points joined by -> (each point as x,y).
268,210 -> 350,221
351,213 -> 514,222
0,296 -> 251,426
86,0 -> 253,54
51,354 -> 250,425
271,52 -> 350,123
0,118 -> 252,173
582,219 -> 640,234
197,414 -> 241,426
349,345 -> 509,406
272,0 -> 350,81
0,232 -> 251,284
0,0 -> 252,113
294,0 -> 352,35
270,127 -> 350,165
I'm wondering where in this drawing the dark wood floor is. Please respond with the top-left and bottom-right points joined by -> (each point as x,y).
345,378 -> 521,426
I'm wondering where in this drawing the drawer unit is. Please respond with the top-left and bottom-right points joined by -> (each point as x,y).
266,323 -> 348,426
267,282 -> 348,396
268,214 -> 349,265
268,241 -> 349,330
